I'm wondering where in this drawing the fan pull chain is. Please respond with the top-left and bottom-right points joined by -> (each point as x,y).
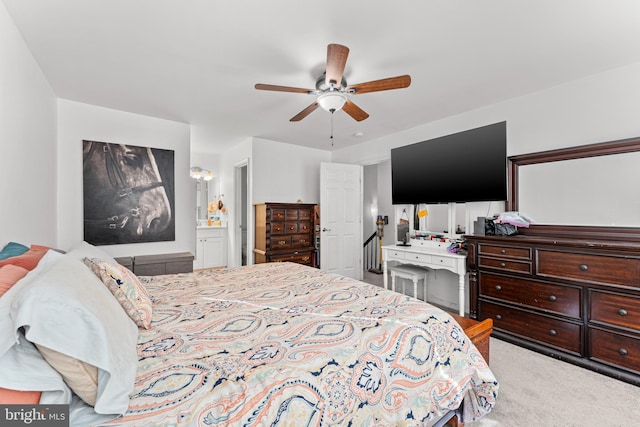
330,109 -> 335,146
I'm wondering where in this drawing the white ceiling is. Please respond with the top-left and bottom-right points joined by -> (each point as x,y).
5,0 -> 640,153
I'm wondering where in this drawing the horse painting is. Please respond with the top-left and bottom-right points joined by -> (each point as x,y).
83,140 -> 175,245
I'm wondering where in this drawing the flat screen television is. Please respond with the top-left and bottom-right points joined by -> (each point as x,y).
391,121 -> 507,204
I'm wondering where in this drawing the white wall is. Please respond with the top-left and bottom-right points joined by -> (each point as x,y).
252,138 -> 331,204
56,99 -> 192,257
0,2 -> 57,247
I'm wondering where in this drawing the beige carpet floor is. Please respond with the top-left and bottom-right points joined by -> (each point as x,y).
468,338 -> 640,427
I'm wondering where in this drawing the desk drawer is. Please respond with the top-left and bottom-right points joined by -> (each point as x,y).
404,252 -> 431,264
431,255 -> 456,268
386,250 -> 406,261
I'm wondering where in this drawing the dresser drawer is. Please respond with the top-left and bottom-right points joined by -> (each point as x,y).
480,273 -> 581,318
478,256 -> 532,274
270,251 -> 314,266
480,301 -> 583,354
537,250 -> 640,288
284,222 -> 299,234
285,209 -> 300,221
270,209 -> 286,221
298,222 -> 313,233
270,222 -> 285,235
590,290 -> 640,332
478,244 -> 531,260
589,328 -> 640,374
269,237 -> 291,249
291,234 -> 313,248
298,209 -> 312,221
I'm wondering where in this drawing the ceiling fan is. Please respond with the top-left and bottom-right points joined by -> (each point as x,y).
255,44 -> 411,122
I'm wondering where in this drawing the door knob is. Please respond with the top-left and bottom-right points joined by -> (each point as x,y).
322,227 -> 332,232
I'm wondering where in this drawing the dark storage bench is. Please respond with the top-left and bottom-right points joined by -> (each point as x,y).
115,253 -> 194,276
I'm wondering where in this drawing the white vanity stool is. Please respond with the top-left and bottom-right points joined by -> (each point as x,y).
388,264 -> 429,301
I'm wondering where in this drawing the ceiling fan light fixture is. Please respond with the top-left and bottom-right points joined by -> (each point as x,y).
317,91 -> 347,112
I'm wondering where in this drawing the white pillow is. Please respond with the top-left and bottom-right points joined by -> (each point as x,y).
65,241 -> 118,267
1,253 -> 138,416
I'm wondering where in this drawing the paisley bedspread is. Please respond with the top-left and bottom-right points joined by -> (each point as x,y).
102,262 -> 498,426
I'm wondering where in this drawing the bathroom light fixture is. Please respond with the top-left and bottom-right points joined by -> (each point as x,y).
190,166 -> 213,180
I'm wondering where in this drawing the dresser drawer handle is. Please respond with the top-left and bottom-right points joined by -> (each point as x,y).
618,309 -> 628,316
549,329 -> 557,336
579,264 -> 588,271
619,348 -> 628,356
278,240 -> 286,246
500,249 -> 506,254
499,262 -> 506,267
495,314 -> 502,320
495,285 -> 502,291
549,295 -> 557,302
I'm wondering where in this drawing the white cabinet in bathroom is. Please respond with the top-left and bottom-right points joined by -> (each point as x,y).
194,226 -> 227,270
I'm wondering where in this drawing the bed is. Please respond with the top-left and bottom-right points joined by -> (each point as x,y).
0,242 -> 498,426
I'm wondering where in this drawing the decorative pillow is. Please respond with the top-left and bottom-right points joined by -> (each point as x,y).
0,246 -> 49,271
65,241 -> 118,267
0,242 -> 29,261
84,258 -> 152,329
0,388 -> 41,404
36,345 -> 98,406
0,264 -> 29,297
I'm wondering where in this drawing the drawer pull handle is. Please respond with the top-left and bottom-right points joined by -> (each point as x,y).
495,285 -> 502,291
549,295 -> 557,302
549,329 -> 557,336
278,240 -> 286,246
619,348 -> 628,356
618,309 -> 628,316
495,314 -> 502,320
579,264 -> 588,271
500,249 -> 506,254
499,262 -> 506,267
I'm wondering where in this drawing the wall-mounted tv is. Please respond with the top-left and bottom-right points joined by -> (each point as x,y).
391,121 -> 507,204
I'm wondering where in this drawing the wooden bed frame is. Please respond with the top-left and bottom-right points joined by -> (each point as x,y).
443,314 -> 494,427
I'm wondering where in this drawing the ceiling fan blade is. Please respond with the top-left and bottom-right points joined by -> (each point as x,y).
290,102 -> 319,122
347,75 -> 411,95
342,100 -> 369,121
255,83 -> 315,94
325,44 -> 350,87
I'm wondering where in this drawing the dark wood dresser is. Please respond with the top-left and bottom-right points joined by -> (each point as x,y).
466,234 -> 640,385
254,203 -> 317,267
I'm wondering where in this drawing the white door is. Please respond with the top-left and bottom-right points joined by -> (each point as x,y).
320,162 -> 363,280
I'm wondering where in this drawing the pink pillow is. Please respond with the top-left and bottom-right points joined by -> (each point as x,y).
0,264 -> 29,297
0,388 -> 41,404
0,246 -> 49,271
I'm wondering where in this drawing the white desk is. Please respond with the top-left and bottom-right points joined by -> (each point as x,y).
382,239 -> 467,316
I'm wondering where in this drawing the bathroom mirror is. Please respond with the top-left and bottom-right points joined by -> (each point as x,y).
196,179 -> 210,221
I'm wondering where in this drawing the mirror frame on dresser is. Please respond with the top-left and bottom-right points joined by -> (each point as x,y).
507,135 -> 640,242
